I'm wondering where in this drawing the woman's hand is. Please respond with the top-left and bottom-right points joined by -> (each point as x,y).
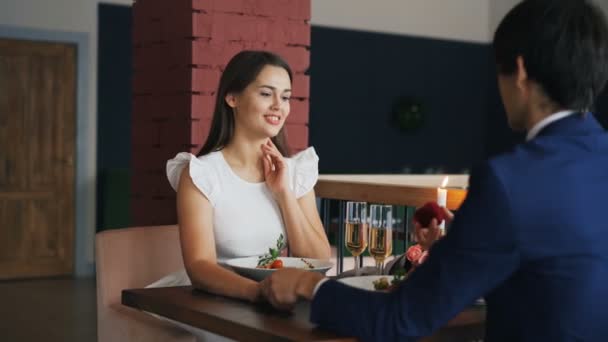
248,282 -> 265,303
414,207 -> 454,251
261,139 -> 291,198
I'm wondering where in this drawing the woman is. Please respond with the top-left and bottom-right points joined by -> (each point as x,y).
150,51 -> 331,305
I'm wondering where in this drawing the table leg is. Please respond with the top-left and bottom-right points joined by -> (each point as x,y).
322,198 -> 330,236
337,200 -> 345,275
403,206 -> 412,252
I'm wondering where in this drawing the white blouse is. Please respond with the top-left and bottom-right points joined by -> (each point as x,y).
147,147 -> 319,288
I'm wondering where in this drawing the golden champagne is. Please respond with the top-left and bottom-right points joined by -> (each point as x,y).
369,226 -> 393,262
345,222 -> 368,256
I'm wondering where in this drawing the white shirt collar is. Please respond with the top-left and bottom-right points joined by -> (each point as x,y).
526,110 -> 577,141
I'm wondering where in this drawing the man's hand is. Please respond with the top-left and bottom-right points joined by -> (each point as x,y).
414,207 -> 454,250
260,268 -> 325,311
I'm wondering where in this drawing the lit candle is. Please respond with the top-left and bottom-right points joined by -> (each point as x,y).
437,176 -> 449,231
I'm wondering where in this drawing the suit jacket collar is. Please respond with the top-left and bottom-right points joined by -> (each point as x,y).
535,112 -> 604,139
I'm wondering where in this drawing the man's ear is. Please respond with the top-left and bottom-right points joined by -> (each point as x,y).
515,56 -> 528,92
225,93 -> 237,108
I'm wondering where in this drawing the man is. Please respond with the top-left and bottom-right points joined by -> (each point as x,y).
260,0 -> 608,341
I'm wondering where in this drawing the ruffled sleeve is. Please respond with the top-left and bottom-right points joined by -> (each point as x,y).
166,152 -> 222,206
289,147 -> 319,198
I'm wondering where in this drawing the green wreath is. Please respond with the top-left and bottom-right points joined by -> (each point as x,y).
392,97 -> 425,132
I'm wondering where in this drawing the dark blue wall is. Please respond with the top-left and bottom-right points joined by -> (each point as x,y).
97,4 -> 132,230
97,4 -> 132,170
309,27 -> 492,174
309,27 -> 608,173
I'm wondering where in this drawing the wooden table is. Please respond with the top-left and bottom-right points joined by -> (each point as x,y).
315,174 -> 469,210
122,286 -> 485,342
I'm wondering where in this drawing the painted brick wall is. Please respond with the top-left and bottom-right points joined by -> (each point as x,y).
131,0 -> 311,225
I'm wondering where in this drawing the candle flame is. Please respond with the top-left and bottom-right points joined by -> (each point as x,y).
441,176 -> 449,188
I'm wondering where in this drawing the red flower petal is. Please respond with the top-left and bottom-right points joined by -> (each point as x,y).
406,244 -> 423,262
414,201 -> 445,227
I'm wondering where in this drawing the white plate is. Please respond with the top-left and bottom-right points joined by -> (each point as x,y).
339,276 -> 486,306
338,275 -> 394,291
225,256 -> 333,281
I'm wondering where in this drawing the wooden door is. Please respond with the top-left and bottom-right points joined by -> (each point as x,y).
0,38 -> 76,279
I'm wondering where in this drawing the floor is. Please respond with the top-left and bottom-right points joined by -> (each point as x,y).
0,277 -> 97,342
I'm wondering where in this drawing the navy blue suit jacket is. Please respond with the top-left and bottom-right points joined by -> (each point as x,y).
311,114 -> 608,341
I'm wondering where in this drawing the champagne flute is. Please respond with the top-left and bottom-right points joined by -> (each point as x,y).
345,201 -> 368,276
369,204 -> 393,274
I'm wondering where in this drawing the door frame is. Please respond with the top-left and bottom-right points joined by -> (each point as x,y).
0,24 -> 93,277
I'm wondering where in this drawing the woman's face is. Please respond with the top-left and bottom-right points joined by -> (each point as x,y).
227,65 -> 292,139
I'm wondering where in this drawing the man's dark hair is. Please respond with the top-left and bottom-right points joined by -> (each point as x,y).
493,0 -> 608,111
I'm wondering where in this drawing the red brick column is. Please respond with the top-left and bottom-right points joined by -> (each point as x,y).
131,0 -> 311,225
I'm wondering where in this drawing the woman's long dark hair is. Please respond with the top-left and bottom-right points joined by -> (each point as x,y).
197,50 -> 293,157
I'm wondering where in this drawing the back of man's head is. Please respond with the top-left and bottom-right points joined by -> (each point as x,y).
493,0 -> 608,112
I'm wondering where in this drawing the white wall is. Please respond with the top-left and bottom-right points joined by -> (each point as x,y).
489,0 -> 521,39
489,0 -> 608,41
313,0 -> 608,43
0,0 -> 133,276
312,0 -> 491,43
597,0 -> 608,18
